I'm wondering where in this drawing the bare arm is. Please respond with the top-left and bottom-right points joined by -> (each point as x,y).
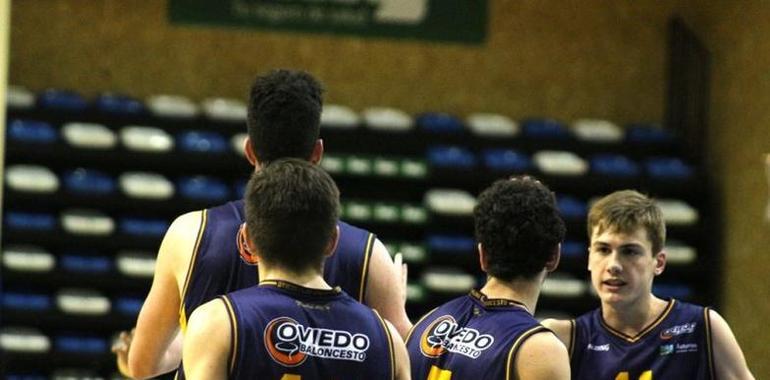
385,319 -> 412,380
126,211 -> 203,379
540,318 -> 573,356
710,309 -> 755,380
365,239 -> 413,339
513,331 -> 570,380
182,299 -> 231,380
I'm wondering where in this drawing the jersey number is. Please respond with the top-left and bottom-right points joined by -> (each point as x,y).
427,365 -> 453,380
615,371 -> 652,380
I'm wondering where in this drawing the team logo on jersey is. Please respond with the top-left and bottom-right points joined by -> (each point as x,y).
660,322 -> 696,340
419,315 -> 495,359
264,317 -> 370,367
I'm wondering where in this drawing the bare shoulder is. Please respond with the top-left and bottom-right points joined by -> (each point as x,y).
514,331 -> 570,380
157,210 -> 205,280
540,318 -> 573,346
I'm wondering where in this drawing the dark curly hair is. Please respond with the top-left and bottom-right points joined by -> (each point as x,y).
474,176 -> 566,280
244,158 -> 340,273
247,69 -> 324,164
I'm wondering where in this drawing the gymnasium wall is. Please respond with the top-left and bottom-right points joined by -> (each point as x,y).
8,0 -> 768,375
680,1 -> 770,375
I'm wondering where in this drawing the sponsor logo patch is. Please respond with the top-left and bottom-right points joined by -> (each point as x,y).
587,343 -> 610,352
419,315 -> 495,359
659,344 -> 674,356
264,317 -> 370,367
660,322 -> 697,340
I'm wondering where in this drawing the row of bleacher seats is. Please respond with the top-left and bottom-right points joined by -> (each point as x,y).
8,118 -> 695,180
8,86 -> 677,146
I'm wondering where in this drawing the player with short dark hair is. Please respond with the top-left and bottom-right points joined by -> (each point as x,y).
114,69 -> 410,379
182,159 -> 410,380
406,176 -> 570,380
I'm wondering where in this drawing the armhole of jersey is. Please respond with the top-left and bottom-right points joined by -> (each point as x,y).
568,319 -> 576,358
220,295 -> 239,377
178,210 -> 208,333
505,325 -> 549,380
405,307 -> 439,345
373,310 -> 396,380
357,233 -> 376,302
704,306 -> 716,380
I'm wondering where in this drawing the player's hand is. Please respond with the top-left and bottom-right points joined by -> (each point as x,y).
112,329 -> 135,377
394,252 -> 408,307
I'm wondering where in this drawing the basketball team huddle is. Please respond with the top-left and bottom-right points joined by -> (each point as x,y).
111,70 -> 755,380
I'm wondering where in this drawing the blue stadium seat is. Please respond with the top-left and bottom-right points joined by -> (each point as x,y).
176,131 -> 228,153
561,240 -> 588,259
426,234 -> 475,253
2,292 -> 52,311
625,123 -> 676,144
557,196 -> 588,220
521,118 -> 571,140
7,119 -> 57,144
95,93 -> 146,116
54,335 -> 108,354
590,154 -> 641,177
482,148 -> 532,172
427,146 -> 476,169
5,211 -> 57,231
119,217 -> 169,237
416,113 -> 465,133
63,168 -> 117,195
178,176 -> 230,201
60,254 -> 112,274
37,89 -> 88,112
645,157 -> 694,180
115,297 -> 144,316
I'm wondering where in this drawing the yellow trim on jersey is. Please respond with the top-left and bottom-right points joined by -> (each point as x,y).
221,295 -> 239,375
374,310 -> 396,380
704,307 -> 715,380
601,299 -> 676,343
178,210 -> 208,334
505,325 -> 548,380
357,233 -> 375,302
405,307 -> 440,345
568,319 -> 576,358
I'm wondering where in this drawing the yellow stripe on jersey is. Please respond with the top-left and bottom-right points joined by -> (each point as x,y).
221,295 -> 239,375
601,299 -> 676,343
178,210 -> 208,334
374,310 -> 396,380
358,233 -> 375,302
505,326 -> 548,380
568,319 -> 576,358
704,307 -> 715,380
405,307 -> 440,345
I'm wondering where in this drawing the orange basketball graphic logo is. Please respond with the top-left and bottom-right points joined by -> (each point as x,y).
265,317 -> 308,367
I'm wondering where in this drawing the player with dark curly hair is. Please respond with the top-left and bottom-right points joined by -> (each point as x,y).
406,175 -> 570,380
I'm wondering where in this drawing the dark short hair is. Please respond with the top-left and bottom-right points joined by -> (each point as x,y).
246,69 -> 324,164
474,176 -> 566,280
587,190 -> 665,254
244,158 -> 340,273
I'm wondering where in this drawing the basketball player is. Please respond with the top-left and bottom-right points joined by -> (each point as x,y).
406,176 -> 570,379
114,69 -> 410,378
183,158 -> 410,379
542,190 -> 755,379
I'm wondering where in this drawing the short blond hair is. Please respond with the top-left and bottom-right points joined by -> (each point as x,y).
587,190 -> 666,254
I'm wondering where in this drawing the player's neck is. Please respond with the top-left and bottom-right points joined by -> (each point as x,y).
258,265 -> 332,290
480,276 -> 541,314
601,294 -> 669,335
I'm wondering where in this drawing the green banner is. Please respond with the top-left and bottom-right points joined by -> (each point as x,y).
169,0 -> 487,44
